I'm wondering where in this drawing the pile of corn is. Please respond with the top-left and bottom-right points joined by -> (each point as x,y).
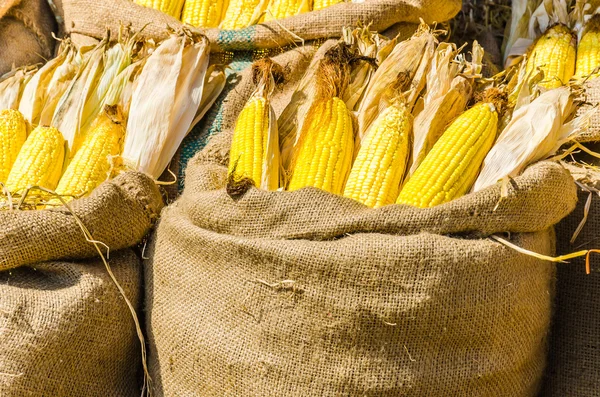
134,0 -> 345,30
227,20 -> 595,208
0,30 -> 225,208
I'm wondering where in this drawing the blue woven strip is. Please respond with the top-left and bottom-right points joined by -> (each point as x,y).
216,26 -> 257,51
178,51 -> 254,191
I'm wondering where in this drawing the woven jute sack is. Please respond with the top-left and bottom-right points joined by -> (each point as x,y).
50,0 -> 460,52
0,0 -> 56,75
540,163 -> 600,396
574,78 -> 600,142
144,46 -> 578,397
0,172 -> 163,396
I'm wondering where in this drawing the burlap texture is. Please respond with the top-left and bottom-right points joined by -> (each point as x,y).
0,249 -> 142,396
52,0 -> 460,52
575,78 -> 600,142
145,45 -> 579,396
0,0 -> 56,75
540,164 -> 600,396
0,171 -> 163,395
0,172 -> 163,270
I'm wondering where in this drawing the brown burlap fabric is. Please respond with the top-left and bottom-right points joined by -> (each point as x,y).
145,46 -> 578,396
0,249 -> 142,396
0,0 -> 56,75
52,0 -> 460,52
0,171 -> 163,271
540,164 -> 600,396
575,77 -> 600,142
0,172 -> 163,395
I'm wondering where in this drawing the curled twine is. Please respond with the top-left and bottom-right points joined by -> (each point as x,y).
5,185 -> 152,397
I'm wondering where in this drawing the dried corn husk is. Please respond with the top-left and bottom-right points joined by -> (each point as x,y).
278,42 -> 328,176
409,42 -> 483,174
0,67 -> 34,110
503,0 -> 584,67
79,39 -> 134,134
52,39 -> 107,153
18,42 -> 75,125
38,47 -> 80,126
357,23 -> 436,142
473,86 -> 590,191
123,32 -> 210,179
102,61 -> 142,119
186,64 -> 226,136
342,25 -> 391,111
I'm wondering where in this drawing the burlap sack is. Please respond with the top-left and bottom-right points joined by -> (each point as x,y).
575,78 -> 600,142
145,46 -> 578,396
51,0 -> 460,52
0,249 -> 142,396
0,0 -> 56,75
0,172 -> 163,395
540,164 -> 600,397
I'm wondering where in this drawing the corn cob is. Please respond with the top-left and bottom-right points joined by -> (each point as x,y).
181,0 -> 227,28
264,0 -> 308,21
313,0 -> 342,11
0,109 -> 27,184
134,0 -> 185,18
575,15 -> 600,78
228,59 -> 282,190
220,0 -> 266,29
343,102 -> 412,208
288,44 -> 355,194
288,97 -> 354,194
525,24 -> 576,89
5,126 -> 65,193
55,106 -> 125,199
397,93 -> 501,208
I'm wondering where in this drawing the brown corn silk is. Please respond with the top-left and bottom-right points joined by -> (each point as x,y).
144,44 -> 577,396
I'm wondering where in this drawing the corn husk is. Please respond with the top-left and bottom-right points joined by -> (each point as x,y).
356,23 -> 436,142
52,39 -> 107,152
473,86 -> 590,191
80,40 -> 133,134
341,25 -> 391,111
0,67 -> 35,110
409,42 -> 484,174
503,0 -> 584,67
230,59 -> 281,190
102,61 -> 142,119
18,43 -> 75,125
38,47 -> 80,126
123,33 -> 210,179
186,64 -> 226,136
278,41 -> 336,175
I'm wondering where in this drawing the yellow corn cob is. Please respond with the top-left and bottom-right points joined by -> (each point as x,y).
228,96 -> 273,186
575,15 -> 600,78
55,106 -> 125,199
228,59 -> 281,191
5,126 -> 65,193
288,97 -> 354,194
0,109 -> 27,184
343,102 -> 412,208
134,0 -> 185,18
220,0 -> 265,29
264,0 -> 308,21
397,101 -> 499,208
526,24 -> 576,89
181,0 -> 227,28
313,0 -> 342,11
